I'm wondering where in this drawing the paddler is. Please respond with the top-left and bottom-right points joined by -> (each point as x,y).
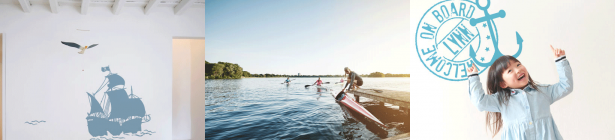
312,77 -> 323,86
284,77 -> 291,84
342,67 -> 363,92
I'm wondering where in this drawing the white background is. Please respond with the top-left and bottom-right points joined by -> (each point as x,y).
0,4 -> 204,140
411,0 -> 615,139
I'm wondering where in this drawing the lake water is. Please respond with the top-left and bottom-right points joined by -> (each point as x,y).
206,77 -> 410,139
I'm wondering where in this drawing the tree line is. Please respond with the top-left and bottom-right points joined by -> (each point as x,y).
205,61 -> 250,79
205,60 -> 409,79
367,72 -> 411,77
249,74 -> 345,78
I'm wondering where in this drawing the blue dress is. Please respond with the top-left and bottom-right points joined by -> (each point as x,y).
468,56 -> 573,140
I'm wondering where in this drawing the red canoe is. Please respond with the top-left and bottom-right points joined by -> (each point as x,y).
331,90 -> 387,128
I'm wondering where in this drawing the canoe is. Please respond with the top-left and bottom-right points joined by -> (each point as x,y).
331,90 -> 387,128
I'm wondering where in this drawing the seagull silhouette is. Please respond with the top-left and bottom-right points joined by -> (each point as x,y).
61,41 -> 98,54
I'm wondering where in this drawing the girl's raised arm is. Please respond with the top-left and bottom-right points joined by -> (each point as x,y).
547,45 -> 574,104
468,63 -> 501,112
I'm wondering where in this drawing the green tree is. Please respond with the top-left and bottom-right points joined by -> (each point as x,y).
205,61 -> 208,79
385,73 -> 392,77
212,63 -> 225,79
243,71 -> 251,77
369,72 -> 385,77
223,62 -> 234,77
234,65 -> 243,78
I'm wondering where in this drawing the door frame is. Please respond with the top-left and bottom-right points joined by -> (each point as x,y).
2,33 -> 6,140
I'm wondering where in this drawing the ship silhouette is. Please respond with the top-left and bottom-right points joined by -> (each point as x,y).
86,66 -> 151,136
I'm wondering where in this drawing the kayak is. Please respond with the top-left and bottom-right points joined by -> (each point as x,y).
330,90 -> 387,128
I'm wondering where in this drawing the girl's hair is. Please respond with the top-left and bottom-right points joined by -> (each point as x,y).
485,55 -> 539,137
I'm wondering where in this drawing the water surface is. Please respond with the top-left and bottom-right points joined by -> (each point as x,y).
206,78 -> 410,139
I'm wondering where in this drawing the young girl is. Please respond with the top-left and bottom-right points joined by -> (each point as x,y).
467,45 -> 573,140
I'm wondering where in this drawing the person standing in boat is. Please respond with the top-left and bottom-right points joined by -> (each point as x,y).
312,77 -> 323,86
342,67 -> 363,92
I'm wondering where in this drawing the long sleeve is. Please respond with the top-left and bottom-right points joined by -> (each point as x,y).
546,55 -> 574,104
347,73 -> 355,90
468,72 -> 501,112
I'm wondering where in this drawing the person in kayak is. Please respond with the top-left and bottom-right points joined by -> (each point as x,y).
342,67 -> 363,92
312,77 -> 323,86
284,77 -> 291,84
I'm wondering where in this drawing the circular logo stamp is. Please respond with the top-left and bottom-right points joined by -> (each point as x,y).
415,0 -> 499,81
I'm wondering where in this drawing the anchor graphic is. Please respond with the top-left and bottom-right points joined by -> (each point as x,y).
468,0 -> 524,67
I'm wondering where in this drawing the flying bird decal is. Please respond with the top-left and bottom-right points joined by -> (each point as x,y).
61,41 -> 98,54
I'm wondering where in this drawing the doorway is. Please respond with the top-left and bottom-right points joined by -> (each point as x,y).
172,38 -> 205,140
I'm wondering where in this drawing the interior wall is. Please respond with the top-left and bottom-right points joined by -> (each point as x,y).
0,33 -> 3,139
189,39 -> 205,140
171,39 -> 205,140
0,4 -> 204,140
411,0 -> 615,139
172,39 -> 193,140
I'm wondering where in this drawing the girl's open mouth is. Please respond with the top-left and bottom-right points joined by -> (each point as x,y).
517,73 -> 526,81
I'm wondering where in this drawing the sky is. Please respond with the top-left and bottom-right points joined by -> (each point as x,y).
205,0 -> 410,75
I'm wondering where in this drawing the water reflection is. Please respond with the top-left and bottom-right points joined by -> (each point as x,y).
338,103 -> 389,139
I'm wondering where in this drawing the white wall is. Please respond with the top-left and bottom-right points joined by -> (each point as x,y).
0,33 -> 3,139
172,39 -> 205,140
190,39 -> 205,140
172,39 -> 193,139
411,0 -> 615,139
0,4 -> 204,140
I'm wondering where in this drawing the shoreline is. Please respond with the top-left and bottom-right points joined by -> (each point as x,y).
206,77 -> 410,79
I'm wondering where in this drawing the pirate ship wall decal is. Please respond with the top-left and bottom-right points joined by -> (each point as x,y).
87,66 -> 151,137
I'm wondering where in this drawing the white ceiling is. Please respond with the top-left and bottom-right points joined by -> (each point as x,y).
0,0 -> 204,14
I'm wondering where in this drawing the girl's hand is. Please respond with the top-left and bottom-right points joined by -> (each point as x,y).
467,63 -> 478,73
550,45 -> 566,58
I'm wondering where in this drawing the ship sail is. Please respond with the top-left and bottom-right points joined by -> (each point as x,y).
106,89 -> 130,119
127,86 -> 146,116
106,74 -> 125,89
101,73 -> 126,118
126,99 -> 146,116
87,93 -> 104,114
